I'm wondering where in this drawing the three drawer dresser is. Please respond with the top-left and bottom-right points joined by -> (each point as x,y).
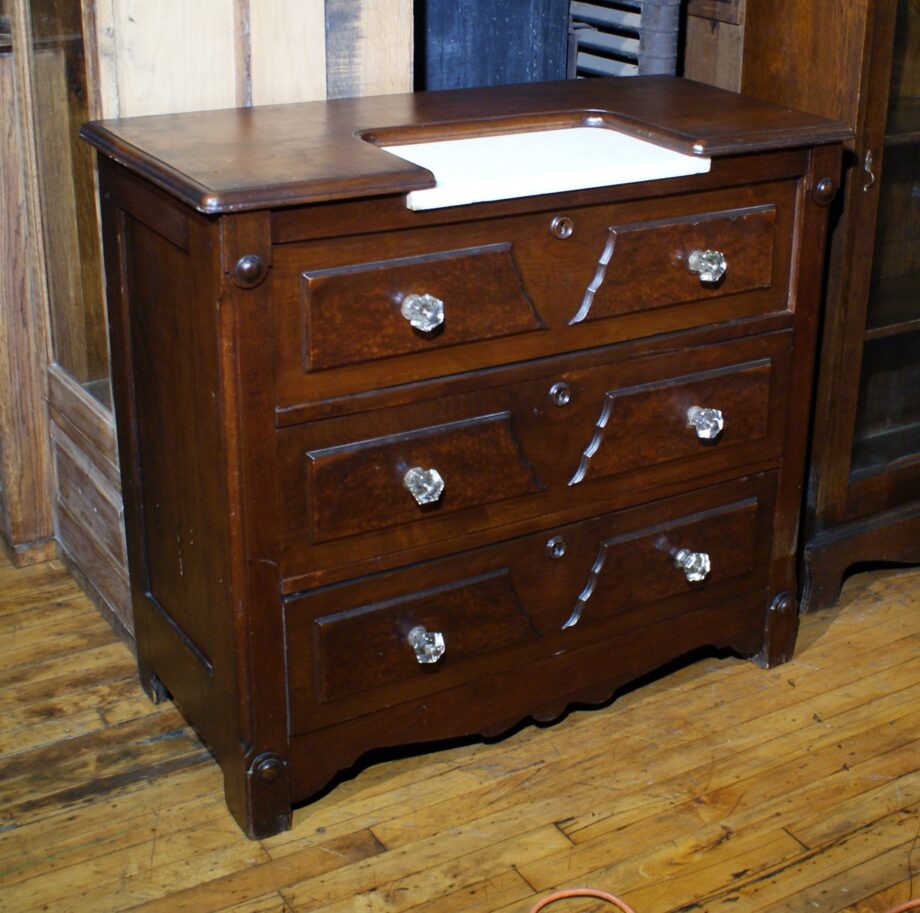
82,77 -> 847,837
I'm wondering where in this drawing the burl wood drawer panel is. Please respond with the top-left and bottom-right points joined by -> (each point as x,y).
273,180 -> 796,406
285,473 -> 777,731
277,332 -> 791,582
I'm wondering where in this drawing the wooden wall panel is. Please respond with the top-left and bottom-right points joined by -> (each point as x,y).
683,0 -> 745,92
48,365 -> 130,635
325,0 -> 413,99
250,0 -> 326,106
416,0 -> 568,91
94,0 -> 238,118
90,0 -> 413,118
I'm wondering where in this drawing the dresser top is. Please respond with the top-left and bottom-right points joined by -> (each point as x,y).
81,76 -> 849,215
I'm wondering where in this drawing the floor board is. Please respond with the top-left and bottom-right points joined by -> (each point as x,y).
1,549 -> 917,913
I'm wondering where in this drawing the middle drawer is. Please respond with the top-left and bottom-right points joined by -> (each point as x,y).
277,332 -> 791,584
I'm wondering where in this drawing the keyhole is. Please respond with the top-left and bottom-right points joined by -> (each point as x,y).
549,382 -> 572,407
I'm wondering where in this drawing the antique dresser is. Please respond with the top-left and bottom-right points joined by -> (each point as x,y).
82,77 -> 846,837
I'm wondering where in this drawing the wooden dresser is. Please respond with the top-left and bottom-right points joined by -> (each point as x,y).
82,77 -> 846,838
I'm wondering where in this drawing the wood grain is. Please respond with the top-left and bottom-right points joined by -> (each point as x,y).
104,0 -> 238,117
741,0 -> 872,133
89,0 -> 411,118
2,546 -> 917,912
80,78 -> 850,215
249,0 -> 326,106
325,0 -> 413,100
32,47 -> 94,382
46,365 -> 130,633
683,13 -> 745,91
0,35 -> 55,564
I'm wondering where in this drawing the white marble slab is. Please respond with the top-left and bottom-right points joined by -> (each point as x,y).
382,126 -> 711,211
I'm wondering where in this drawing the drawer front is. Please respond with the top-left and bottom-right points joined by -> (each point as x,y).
285,474 -> 777,731
301,245 -> 544,371
277,332 -> 791,578
303,412 -> 544,543
273,181 -> 796,407
574,206 -> 774,323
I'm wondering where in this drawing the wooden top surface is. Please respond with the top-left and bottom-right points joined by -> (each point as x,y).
80,76 -> 849,214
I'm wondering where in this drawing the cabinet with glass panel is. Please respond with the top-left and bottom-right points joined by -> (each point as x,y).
855,10 -> 920,478
742,0 -> 920,609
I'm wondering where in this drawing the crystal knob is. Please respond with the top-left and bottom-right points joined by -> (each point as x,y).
400,293 -> 444,333
674,548 -> 711,583
688,249 -> 727,284
403,467 -> 445,505
407,625 -> 446,664
687,406 -> 724,440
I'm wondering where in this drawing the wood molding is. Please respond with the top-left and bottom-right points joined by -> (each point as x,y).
0,533 -> 58,568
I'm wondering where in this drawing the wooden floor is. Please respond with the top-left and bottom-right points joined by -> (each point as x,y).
1,549 -> 918,913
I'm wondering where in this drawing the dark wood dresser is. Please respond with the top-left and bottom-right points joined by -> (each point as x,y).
81,77 -> 846,838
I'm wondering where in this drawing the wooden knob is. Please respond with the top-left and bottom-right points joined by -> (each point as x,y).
252,753 -> 284,782
232,254 -> 267,288
811,177 -> 837,206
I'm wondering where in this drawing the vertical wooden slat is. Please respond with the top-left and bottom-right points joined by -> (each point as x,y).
108,0 -> 238,117
250,0 -> 326,106
233,0 -> 252,107
0,4 -> 56,565
683,10 -> 746,92
325,0 -> 413,100
91,0 -> 121,119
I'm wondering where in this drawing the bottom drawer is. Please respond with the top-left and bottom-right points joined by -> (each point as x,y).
285,473 -> 777,734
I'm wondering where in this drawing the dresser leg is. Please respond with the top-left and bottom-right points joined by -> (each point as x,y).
137,658 -> 169,705
221,750 -> 294,839
753,591 -> 799,668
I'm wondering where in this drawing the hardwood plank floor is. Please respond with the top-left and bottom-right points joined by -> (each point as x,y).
1,548 -> 917,913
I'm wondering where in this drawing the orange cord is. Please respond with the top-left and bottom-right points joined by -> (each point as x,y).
528,888 -> 638,913
527,888 -> 919,913
882,902 -> 920,913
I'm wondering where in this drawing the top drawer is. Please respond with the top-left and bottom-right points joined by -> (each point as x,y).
273,180 -> 797,407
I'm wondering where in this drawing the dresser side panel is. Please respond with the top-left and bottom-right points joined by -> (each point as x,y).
99,159 -> 240,756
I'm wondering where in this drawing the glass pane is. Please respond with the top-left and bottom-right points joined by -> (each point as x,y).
854,0 -> 920,475
28,0 -> 110,406
852,330 -> 920,474
865,0 -> 920,334
864,142 -> 920,332
886,0 -> 920,142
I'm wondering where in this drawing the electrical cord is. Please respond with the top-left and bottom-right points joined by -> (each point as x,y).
528,889 -> 637,913
527,888 -> 920,913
